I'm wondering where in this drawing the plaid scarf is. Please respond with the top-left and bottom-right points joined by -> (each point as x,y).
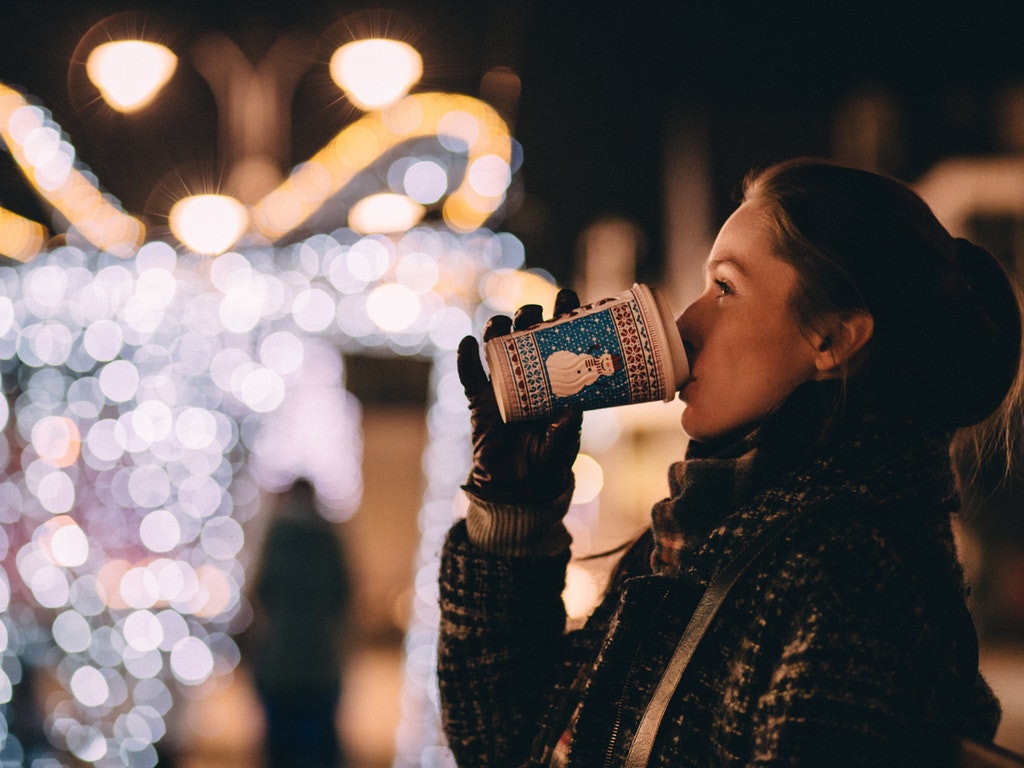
648,381 -> 832,578
649,380 -> 958,579
649,429 -> 761,577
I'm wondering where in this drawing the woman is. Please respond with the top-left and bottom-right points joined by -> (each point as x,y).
437,158 -> 1023,767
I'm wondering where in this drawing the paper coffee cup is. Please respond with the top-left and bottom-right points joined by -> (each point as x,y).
485,283 -> 690,422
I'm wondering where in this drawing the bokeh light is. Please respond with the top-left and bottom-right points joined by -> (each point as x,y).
329,38 -> 423,110
562,562 -> 603,621
85,41 -> 178,113
402,159 -> 448,204
571,452 -> 604,506
168,195 -> 249,255
0,206 -> 47,261
349,192 -> 426,234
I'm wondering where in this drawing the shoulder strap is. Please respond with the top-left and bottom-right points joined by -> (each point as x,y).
623,506 -> 810,768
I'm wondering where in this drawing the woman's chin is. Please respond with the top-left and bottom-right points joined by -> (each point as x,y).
679,407 -> 702,441
680,406 -> 736,444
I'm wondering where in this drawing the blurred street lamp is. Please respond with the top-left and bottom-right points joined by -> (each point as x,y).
85,40 -> 178,113
329,38 -> 423,110
168,194 -> 249,254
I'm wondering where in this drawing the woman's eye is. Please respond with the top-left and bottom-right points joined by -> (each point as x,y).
714,279 -> 732,296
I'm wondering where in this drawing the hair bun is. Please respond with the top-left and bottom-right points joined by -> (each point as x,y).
945,238 -> 1022,426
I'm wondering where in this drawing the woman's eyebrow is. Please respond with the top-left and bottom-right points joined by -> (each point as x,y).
706,254 -> 749,276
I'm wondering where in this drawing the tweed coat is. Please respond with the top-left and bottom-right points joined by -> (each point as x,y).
437,383 -> 1001,767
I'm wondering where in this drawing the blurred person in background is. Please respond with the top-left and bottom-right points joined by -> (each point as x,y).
247,478 -> 352,768
438,158 -> 1024,767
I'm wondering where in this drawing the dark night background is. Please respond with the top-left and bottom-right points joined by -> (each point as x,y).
2,0 -> 1024,282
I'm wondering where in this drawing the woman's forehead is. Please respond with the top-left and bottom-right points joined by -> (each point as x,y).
707,202 -> 782,272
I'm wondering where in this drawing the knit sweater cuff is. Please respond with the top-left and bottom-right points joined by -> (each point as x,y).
464,484 -> 574,557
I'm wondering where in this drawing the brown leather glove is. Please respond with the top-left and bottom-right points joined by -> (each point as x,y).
458,288 -> 584,504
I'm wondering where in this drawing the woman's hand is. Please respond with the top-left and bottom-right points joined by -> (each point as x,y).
458,288 -> 584,503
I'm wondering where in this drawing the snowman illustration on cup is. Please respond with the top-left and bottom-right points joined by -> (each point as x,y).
545,345 -> 624,397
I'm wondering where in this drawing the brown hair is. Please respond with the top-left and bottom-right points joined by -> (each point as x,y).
742,158 -> 1023,439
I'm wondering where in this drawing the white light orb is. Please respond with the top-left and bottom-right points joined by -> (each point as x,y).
53,610 -> 92,654
124,610 -> 164,653
49,521 -> 89,567
468,154 -> 511,197
366,283 -> 420,332
70,665 -> 110,708
571,453 -> 604,506
169,636 -> 214,685
403,159 -> 448,204
139,509 -> 181,554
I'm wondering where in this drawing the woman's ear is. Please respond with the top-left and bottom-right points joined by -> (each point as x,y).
812,310 -> 874,377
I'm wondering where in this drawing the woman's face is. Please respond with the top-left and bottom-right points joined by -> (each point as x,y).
676,200 -> 821,442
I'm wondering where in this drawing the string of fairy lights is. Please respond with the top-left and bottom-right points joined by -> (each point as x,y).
0,221 -> 556,767
0,22 -> 616,766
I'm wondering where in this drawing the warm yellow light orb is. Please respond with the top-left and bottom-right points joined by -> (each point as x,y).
482,269 -> 559,314
86,40 -> 178,113
0,207 -> 46,261
169,195 -> 248,255
330,39 -> 423,110
348,192 -> 425,234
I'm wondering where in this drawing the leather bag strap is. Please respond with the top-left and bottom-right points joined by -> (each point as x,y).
623,507 -> 809,768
